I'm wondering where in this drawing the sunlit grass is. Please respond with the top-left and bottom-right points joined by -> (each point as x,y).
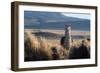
24,31 -> 90,61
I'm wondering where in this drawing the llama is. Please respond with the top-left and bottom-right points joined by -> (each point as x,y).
60,24 -> 72,59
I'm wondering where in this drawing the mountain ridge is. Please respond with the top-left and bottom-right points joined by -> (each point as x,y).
24,11 -> 90,31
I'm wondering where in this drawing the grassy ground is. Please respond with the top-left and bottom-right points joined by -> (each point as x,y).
24,30 -> 90,61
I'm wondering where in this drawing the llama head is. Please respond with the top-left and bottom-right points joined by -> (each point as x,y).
65,24 -> 71,31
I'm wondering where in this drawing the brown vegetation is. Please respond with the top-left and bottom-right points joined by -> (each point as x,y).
24,31 -> 68,61
24,31 -> 90,61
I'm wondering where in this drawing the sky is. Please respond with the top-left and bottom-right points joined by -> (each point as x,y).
61,13 -> 91,20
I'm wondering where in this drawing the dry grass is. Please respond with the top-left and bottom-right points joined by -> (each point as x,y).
24,31 -> 68,61
71,39 -> 90,48
24,31 -> 90,61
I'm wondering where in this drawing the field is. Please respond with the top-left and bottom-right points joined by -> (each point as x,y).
24,29 -> 90,61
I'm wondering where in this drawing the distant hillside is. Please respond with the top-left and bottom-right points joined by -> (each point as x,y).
24,11 -> 90,31
33,31 -> 60,39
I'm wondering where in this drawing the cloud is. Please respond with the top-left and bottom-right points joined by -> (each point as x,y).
61,13 -> 91,20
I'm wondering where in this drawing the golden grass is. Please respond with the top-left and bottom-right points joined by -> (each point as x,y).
24,31 -> 90,61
